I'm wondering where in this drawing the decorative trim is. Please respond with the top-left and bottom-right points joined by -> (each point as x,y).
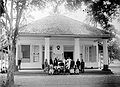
57,45 -> 60,50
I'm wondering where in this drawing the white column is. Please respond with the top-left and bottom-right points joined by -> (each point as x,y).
102,39 -> 110,71
83,45 -> 85,61
74,38 -> 80,62
103,39 -> 108,65
96,43 -> 99,68
39,45 -> 42,68
80,45 -> 82,61
16,44 -> 18,66
30,44 -> 33,63
45,37 -> 50,65
20,45 -> 22,59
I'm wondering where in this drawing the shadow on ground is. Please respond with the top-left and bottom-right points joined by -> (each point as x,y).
14,69 -> 113,76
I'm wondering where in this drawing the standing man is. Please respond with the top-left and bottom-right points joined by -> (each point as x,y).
44,59 -> 48,72
18,58 -> 22,70
76,59 -> 81,72
70,59 -> 75,69
50,58 -> 53,65
81,59 -> 85,73
53,58 -> 58,66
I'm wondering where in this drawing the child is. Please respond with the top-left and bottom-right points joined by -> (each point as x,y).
75,65 -> 79,74
49,64 -> 54,75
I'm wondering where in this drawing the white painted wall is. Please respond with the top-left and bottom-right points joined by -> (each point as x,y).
17,36 -> 99,69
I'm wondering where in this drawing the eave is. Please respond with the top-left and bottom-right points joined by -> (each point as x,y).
19,32 -> 112,39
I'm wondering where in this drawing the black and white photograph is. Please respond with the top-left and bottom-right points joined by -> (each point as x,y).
0,0 -> 120,87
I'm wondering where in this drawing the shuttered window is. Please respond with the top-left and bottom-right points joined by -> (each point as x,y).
21,45 -> 30,62
33,45 -> 39,62
89,46 -> 96,62
85,45 -> 97,62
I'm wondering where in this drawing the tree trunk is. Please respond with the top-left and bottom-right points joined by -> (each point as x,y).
5,52 -> 15,87
5,40 -> 16,87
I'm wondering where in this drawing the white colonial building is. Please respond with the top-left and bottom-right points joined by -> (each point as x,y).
16,15 -> 111,70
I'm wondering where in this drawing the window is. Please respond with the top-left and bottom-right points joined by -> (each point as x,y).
33,45 -> 39,62
89,46 -> 96,62
21,45 -> 30,62
85,45 -> 97,62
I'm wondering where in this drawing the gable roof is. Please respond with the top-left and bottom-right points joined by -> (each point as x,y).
20,15 -> 110,38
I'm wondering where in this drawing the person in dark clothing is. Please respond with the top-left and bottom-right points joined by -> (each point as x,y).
18,58 -> 22,70
81,59 -> 85,73
53,58 -> 58,66
70,59 -> 75,69
53,58 -> 58,74
44,59 -> 48,72
50,58 -> 53,65
76,59 -> 81,71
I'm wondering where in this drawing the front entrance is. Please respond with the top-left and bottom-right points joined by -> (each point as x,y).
64,52 -> 73,60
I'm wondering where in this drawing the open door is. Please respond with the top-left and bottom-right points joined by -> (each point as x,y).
64,52 -> 73,60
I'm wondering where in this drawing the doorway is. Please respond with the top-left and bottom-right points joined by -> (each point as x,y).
64,52 -> 73,60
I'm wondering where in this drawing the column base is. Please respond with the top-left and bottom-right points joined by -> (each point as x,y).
102,65 -> 111,71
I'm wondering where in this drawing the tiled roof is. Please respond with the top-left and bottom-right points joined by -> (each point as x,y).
20,15 -> 104,36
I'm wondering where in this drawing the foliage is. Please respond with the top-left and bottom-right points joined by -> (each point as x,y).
65,0 -> 91,10
30,0 -> 46,9
108,38 -> 120,61
31,0 -> 65,13
65,0 -> 120,32
88,0 -> 120,31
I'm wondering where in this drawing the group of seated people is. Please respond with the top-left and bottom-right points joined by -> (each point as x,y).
44,57 -> 85,75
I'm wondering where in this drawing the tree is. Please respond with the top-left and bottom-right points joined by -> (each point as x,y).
65,0 -> 120,32
108,38 -> 120,61
88,0 -> 120,33
0,1 -> 28,86
0,0 -> 46,87
31,0 -> 65,14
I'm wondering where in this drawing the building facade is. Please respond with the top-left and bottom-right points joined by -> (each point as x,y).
16,15 -> 111,70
